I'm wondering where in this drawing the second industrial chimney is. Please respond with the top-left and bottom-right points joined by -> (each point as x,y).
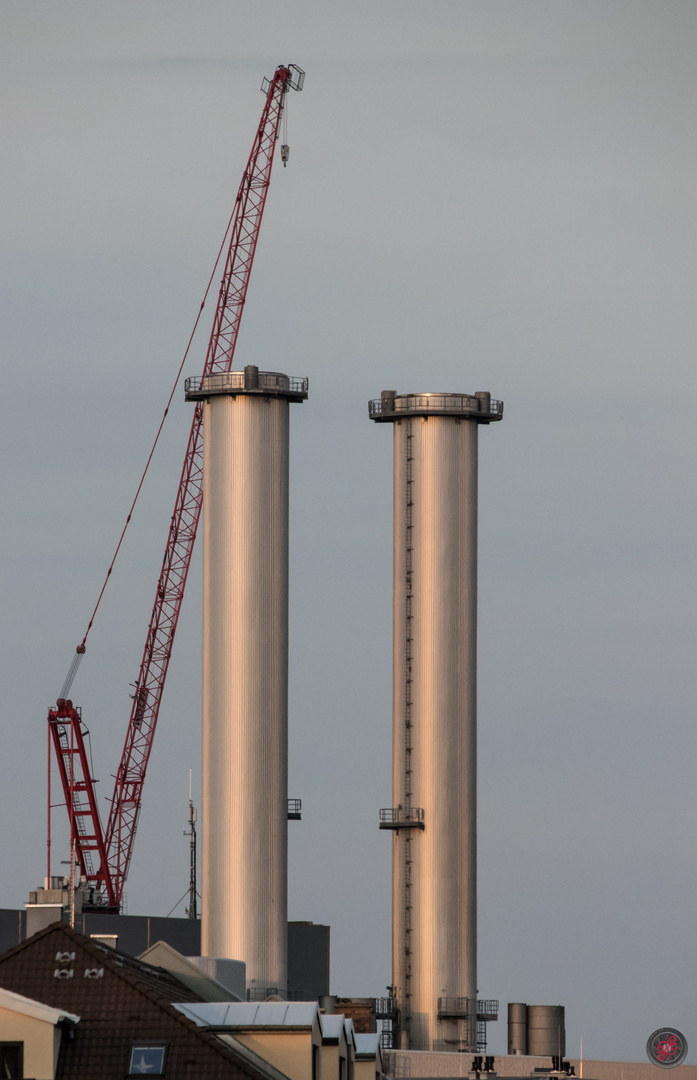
187,365 -> 308,998
370,388 -> 503,1052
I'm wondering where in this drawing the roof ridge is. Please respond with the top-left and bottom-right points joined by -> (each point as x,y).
0,924 -> 196,1014
0,918 -> 73,964
0,923 -> 275,1074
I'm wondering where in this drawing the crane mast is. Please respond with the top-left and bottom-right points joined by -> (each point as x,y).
48,63 -> 305,910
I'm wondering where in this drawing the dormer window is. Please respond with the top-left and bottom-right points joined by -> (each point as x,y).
128,1044 -> 166,1076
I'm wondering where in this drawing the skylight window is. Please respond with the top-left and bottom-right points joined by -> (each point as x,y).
128,1045 -> 166,1076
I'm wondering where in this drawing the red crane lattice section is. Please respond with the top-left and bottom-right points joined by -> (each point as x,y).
49,63 -> 304,909
48,700 -> 117,908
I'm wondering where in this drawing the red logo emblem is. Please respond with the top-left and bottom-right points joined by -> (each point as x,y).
647,1028 -> 688,1069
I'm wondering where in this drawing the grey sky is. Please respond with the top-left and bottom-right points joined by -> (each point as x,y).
2,0 -> 697,1063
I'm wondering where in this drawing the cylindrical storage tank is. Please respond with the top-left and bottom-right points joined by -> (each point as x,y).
370,390 -> 503,1052
508,1003 -> 528,1055
190,368 -> 307,997
527,1006 -> 565,1058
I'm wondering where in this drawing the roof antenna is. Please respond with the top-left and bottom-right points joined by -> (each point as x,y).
184,771 -> 198,920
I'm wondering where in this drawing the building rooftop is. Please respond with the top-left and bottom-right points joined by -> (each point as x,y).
355,1033 -> 381,1058
0,922 -> 294,1080
175,1000 -> 320,1029
320,1014 -> 347,1041
0,984 -> 80,1027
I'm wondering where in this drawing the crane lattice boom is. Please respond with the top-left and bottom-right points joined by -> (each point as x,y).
48,63 -> 304,909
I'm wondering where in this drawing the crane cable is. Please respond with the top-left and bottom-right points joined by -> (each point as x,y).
58,202 -> 239,701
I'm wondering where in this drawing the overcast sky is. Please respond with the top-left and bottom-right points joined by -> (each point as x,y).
2,1 -> 697,1064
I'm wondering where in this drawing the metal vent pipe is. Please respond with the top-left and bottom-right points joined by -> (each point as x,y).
508,1002 -> 528,1055
527,1005 -> 566,1058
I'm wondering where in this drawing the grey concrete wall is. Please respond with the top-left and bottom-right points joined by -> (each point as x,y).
0,909 -> 25,954
288,922 -> 330,1000
1,910 -> 329,1002
384,1051 -> 697,1080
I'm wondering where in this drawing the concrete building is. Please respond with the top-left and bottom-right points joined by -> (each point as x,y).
370,389 -> 503,1052
0,922 -> 293,1080
3,906 -> 330,1002
0,987 -> 79,1080
320,1013 -> 352,1080
382,1049 -> 697,1080
139,939 -> 245,1002
175,1001 -> 323,1080
355,1034 -> 384,1080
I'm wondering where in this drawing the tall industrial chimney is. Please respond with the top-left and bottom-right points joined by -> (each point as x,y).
370,389 -> 503,1051
187,366 -> 308,997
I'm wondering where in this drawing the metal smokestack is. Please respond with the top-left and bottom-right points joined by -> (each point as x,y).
370,389 -> 503,1051
187,367 -> 308,997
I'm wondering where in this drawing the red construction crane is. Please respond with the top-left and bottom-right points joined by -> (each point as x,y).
47,63 -> 305,911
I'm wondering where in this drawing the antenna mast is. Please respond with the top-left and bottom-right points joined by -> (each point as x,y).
186,771 -> 198,920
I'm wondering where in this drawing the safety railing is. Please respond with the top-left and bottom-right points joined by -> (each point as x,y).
379,807 -> 425,829
438,997 -> 470,1018
185,372 -> 308,398
247,986 -> 282,1001
380,1028 -> 395,1051
374,997 -> 399,1020
368,395 -> 503,419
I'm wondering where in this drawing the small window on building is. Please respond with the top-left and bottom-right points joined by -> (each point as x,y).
128,1045 -> 166,1076
0,1043 -> 23,1080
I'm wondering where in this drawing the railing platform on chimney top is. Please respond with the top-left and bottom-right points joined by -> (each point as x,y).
185,370 -> 308,402
368,394 -> 503,423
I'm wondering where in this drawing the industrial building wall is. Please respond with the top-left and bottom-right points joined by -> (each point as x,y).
287,923 -> 330,1000
0,910 -> 25,954
382,1052 -> 697,1080
13,912 -> 201,958
4,911 -> 328,1000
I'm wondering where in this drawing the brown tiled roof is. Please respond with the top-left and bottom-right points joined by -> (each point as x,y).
0,922 -> 288,1080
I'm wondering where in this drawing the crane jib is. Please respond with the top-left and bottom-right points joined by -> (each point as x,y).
48,63 -> 305,912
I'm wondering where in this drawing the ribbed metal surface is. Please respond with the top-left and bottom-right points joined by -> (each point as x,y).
508,1003 -> 528,1055
527,1006 -> 565,1058
392,412 -> 479,1051
200,388 -> 289,994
